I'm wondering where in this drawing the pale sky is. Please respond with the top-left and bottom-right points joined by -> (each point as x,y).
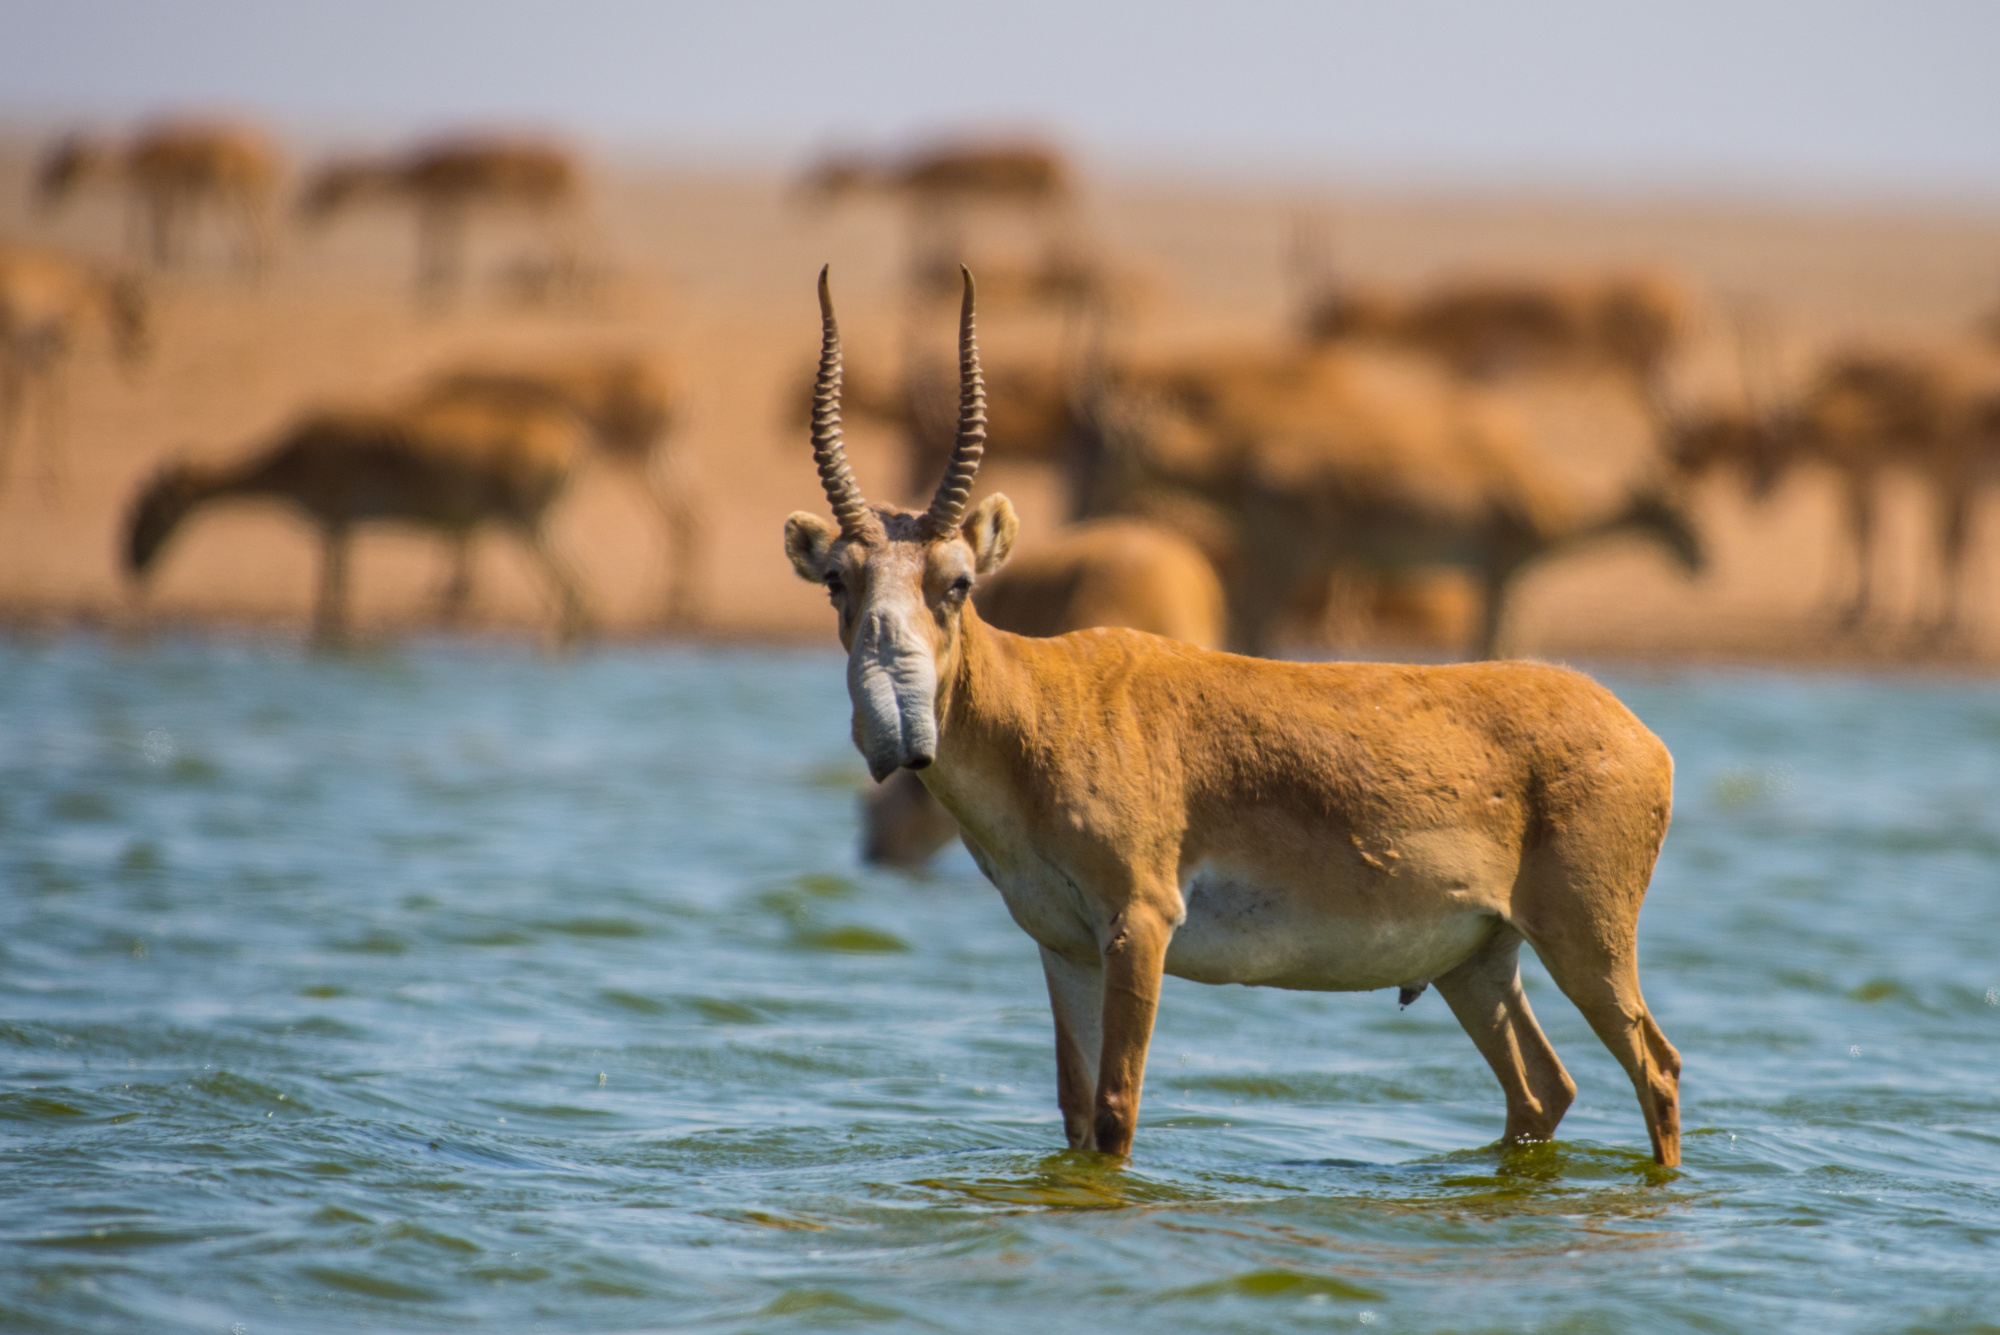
2,0 -> 1996,198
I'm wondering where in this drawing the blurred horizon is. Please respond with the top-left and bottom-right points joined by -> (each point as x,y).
3,0 -> 1998,203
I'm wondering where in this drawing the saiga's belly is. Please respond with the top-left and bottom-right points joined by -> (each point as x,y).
970,831 -> 1511,992
1165,861 -> 1499,991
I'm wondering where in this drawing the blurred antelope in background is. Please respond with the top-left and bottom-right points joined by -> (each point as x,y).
299,136 -> 585,305
125,394 -> 592,647
1073,344 -> 1704,657
415,352 -> 703,624
800,137 -> 1093,308
803,140 -> 1071,206
785,266 -> 1683,1164
37,119 -> 280,276
1291,215 -> 1688,407
1667,345 -> 2000,633
0,243 -> 148,497
864,516 -> 1226,866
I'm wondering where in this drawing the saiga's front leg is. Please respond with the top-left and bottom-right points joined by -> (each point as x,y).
1039,946 -> 1101,1150
1092,905 -> 1173,1157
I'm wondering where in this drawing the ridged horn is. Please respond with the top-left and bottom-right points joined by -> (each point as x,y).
811,266 -> 876,538
922,266 -> 987,537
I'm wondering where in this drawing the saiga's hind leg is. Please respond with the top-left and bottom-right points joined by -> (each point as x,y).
522,524 -> 591,646
640,454 -> 704,625
312,522 -> 354,650
1835,467 -> 1878,629
1518,912 -> 1681,1167
435,532 -> 477,623
1930,476 -> 1974,636
1434,923 -> 1577,1145
1511,778 -> 1682,1166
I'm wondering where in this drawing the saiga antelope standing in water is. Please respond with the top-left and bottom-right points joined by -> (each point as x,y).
0,243 -> 149,496
125,395 -> 591,647
37,119 -> 280,276
299,137 -> 584,305
785,267 -> 1683,1164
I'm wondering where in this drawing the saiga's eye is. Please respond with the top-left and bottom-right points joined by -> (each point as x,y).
948,575 -> 973,601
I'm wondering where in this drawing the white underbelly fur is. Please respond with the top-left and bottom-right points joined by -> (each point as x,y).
1165,861 -> 1497,992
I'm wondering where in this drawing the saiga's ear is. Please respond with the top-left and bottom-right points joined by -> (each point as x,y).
783,512 -> 839,582
962,494 -> 1018,576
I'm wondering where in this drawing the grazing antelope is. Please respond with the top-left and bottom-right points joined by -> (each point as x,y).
0,242 -> 148,496
865,517 -> 1226,866
415,353 -> 702,623
1667,349 -> 2000,631
37,119 -> 279,275
125,395 -> 590,647
1295,239 -> 1687,407
802,139 -> 1071,207
785,267 -> 1683,1165
1798,351 -> 1988,631
299,137 -> 583,304
1074,345 -> 1704,658
802,138 -> 1081,308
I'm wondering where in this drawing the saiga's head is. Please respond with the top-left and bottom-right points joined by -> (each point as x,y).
296,162 -> 375,222
34,135 -> 100,211
784,267 -> 1018,781
124,459 -> 204,581
1663,406 -> 1793,501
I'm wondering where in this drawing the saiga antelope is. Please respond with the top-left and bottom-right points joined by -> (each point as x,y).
865,516 -> 1226,867
785,267 -> 1683,1164
299,137 -> 583,304
1072,346 -> 1704,658
1292,224 -> 1686,408
1784,350 -> 2000,632
125,395 -> 590,647
416,353 -> 702,623
801,138 -> 1082,308
37,119 -> 279,276
1664,349 -> 2000,632
0,243 -> 149,496
802,141 -> 1071,206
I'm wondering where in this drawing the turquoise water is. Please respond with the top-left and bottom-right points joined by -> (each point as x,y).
2,636 -> 1997,1333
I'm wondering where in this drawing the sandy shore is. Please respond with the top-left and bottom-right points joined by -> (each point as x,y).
6,135 -> 2000,666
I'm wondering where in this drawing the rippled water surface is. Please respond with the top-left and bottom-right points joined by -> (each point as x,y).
3,636 -> 1998,1333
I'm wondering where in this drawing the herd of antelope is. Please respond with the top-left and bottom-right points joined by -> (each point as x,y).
7,118 -> 692,639
12,117 -> 2000,1165
19,119 -> 1998,658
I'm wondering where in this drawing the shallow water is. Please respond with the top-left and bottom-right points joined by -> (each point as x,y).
1,635 -> 1997,1334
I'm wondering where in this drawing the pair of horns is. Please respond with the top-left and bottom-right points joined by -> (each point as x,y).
811,264 -> 987,540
